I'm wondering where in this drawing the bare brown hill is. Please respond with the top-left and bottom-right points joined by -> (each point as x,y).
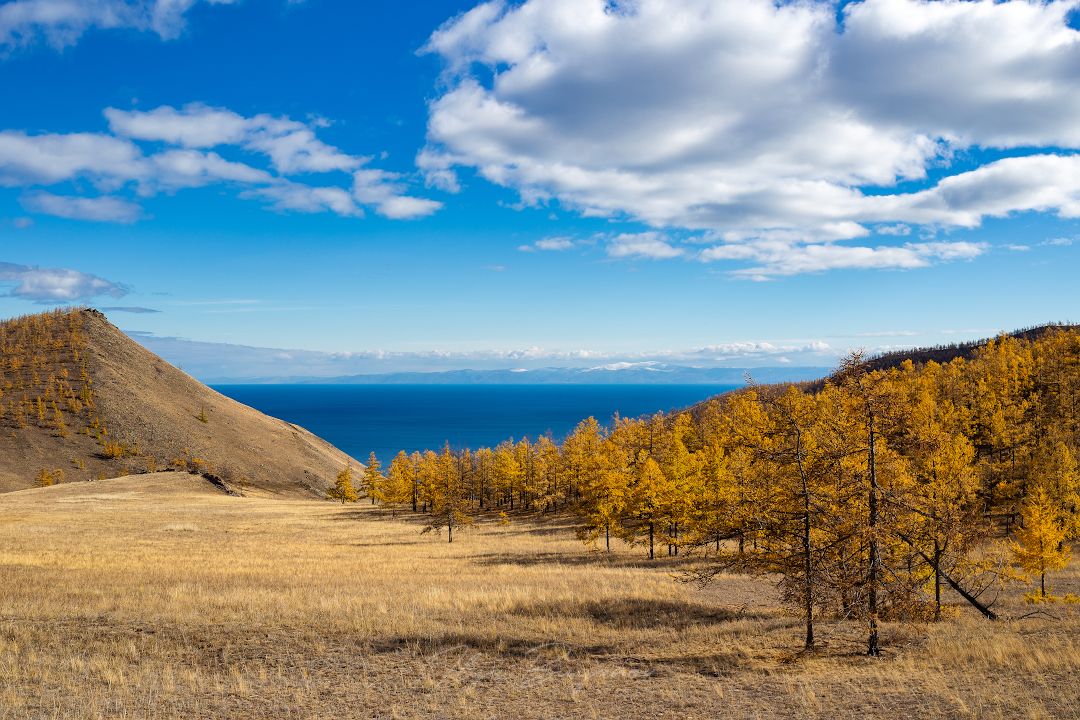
0,308 -> 357,496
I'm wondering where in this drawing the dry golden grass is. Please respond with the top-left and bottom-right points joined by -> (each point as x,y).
1,473 -> 1077,719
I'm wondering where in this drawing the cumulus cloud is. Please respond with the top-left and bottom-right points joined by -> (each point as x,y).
0,103 -> 440,222
0,261 -> 126,302
0,0 -> 239,50
421,0 -> 1080,276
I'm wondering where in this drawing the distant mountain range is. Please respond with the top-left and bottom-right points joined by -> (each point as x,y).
208,363 -> 832,386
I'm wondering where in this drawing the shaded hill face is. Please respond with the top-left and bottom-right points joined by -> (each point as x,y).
0,309 -> 356,496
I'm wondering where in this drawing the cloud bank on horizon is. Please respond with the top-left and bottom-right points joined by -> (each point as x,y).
126,326 -> 844,380
420,0 -> 1080,277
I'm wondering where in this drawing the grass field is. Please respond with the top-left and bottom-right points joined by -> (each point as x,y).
1,473 -> 1077,719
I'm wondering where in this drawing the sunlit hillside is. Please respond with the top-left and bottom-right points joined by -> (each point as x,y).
0,309 -> 355,495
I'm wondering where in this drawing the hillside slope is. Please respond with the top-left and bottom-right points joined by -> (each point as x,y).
688,322 -> 1078,414
0,308 -> 356,496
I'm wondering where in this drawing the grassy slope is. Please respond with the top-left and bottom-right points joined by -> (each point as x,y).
0,475 -> 1076,719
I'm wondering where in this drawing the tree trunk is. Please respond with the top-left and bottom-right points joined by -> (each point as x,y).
867,416 -> 881,658
605,522 -> 610,552
934,540 -> 943,622
797,434 -> 814,651
648,522 -> 654,560
802,489 -> 814,650
898,533 -> 998,620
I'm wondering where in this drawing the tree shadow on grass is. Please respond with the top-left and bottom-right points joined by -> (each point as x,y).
510,596 -> 773,631
469,549 -> 704,570
324,509 -> 420,523
348,539 -> 432,547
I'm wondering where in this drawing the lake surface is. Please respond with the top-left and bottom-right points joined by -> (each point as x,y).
213,384 -> 735,464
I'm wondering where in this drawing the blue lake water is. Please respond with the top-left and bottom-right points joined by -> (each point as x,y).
212,384 -> 735,464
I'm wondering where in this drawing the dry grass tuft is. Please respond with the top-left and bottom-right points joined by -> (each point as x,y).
0,473 -> 1076,719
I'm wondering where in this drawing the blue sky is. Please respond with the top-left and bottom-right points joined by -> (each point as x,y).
1,0 -> 1079,378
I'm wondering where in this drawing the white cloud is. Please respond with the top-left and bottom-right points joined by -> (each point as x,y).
148,149 -> 273,189
701,238 -> 985,280
0,0 -> 238,49
21,191 -> 142,222
607,232 -> 683,259
876,224 -> 912,236
105,104 -> 250,148
376,195 -> 443,219
0,261 -> 126,302
1043,236 -> 1075,246
519,235 -> 574,252
0,103 -> 440,222
107,104 -> 363,174
249,180 -> 363,217
422,0 -> 1080,275
352,168 -> 443,219
0,131 -> 144,185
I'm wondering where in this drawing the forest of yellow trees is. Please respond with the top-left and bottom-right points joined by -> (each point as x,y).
358,329 -> 1080,655
0,310 -> 91,434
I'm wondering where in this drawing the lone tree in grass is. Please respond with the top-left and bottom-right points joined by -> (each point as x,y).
36,468 -> 56,487
328,464 -> 359,504
1013,486 -> 1070,598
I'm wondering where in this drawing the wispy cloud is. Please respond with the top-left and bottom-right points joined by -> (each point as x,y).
0,0 -> 240,50
98,305 -> 160,314
21,191 -> 142,223
519,236 -> 575,252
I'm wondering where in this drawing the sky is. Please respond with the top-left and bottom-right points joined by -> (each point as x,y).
1,0 -> 1079,378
